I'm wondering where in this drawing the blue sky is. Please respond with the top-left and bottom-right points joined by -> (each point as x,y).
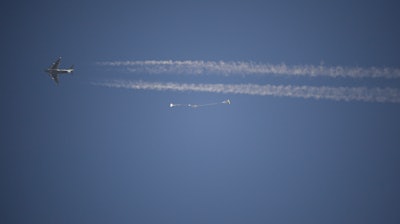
2,0 -> 400,223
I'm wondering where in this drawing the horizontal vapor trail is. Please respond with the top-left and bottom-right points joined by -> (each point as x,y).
93,80 -> 400,103
97,60 -> 400,79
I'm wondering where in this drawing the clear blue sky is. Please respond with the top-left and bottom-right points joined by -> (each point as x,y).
1,0 -> 400,223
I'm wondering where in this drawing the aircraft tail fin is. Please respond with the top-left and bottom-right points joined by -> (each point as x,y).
69,65 -> 74,75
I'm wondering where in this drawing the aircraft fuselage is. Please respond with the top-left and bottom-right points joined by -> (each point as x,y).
45,68 -> 74,75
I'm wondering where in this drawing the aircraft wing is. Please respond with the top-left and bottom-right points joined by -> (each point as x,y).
50,57 -> 61,69
51,74 -> 59,85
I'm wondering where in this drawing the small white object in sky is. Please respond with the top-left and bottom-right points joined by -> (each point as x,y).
222,99 -> 231,104
169,99 -> 231,108
169,103 -> 184,108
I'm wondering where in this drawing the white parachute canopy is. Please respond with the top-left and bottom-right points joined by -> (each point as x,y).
169,99 -> 231,108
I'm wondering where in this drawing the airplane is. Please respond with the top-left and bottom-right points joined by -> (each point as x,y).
45,57 -> 74,85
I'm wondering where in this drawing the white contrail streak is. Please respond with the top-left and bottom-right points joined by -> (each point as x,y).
97,60 -> 400,79
93,80 -> 400,103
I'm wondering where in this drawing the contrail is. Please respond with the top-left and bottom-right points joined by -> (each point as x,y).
97,60 -> 400,79
93,80 -> 400,103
